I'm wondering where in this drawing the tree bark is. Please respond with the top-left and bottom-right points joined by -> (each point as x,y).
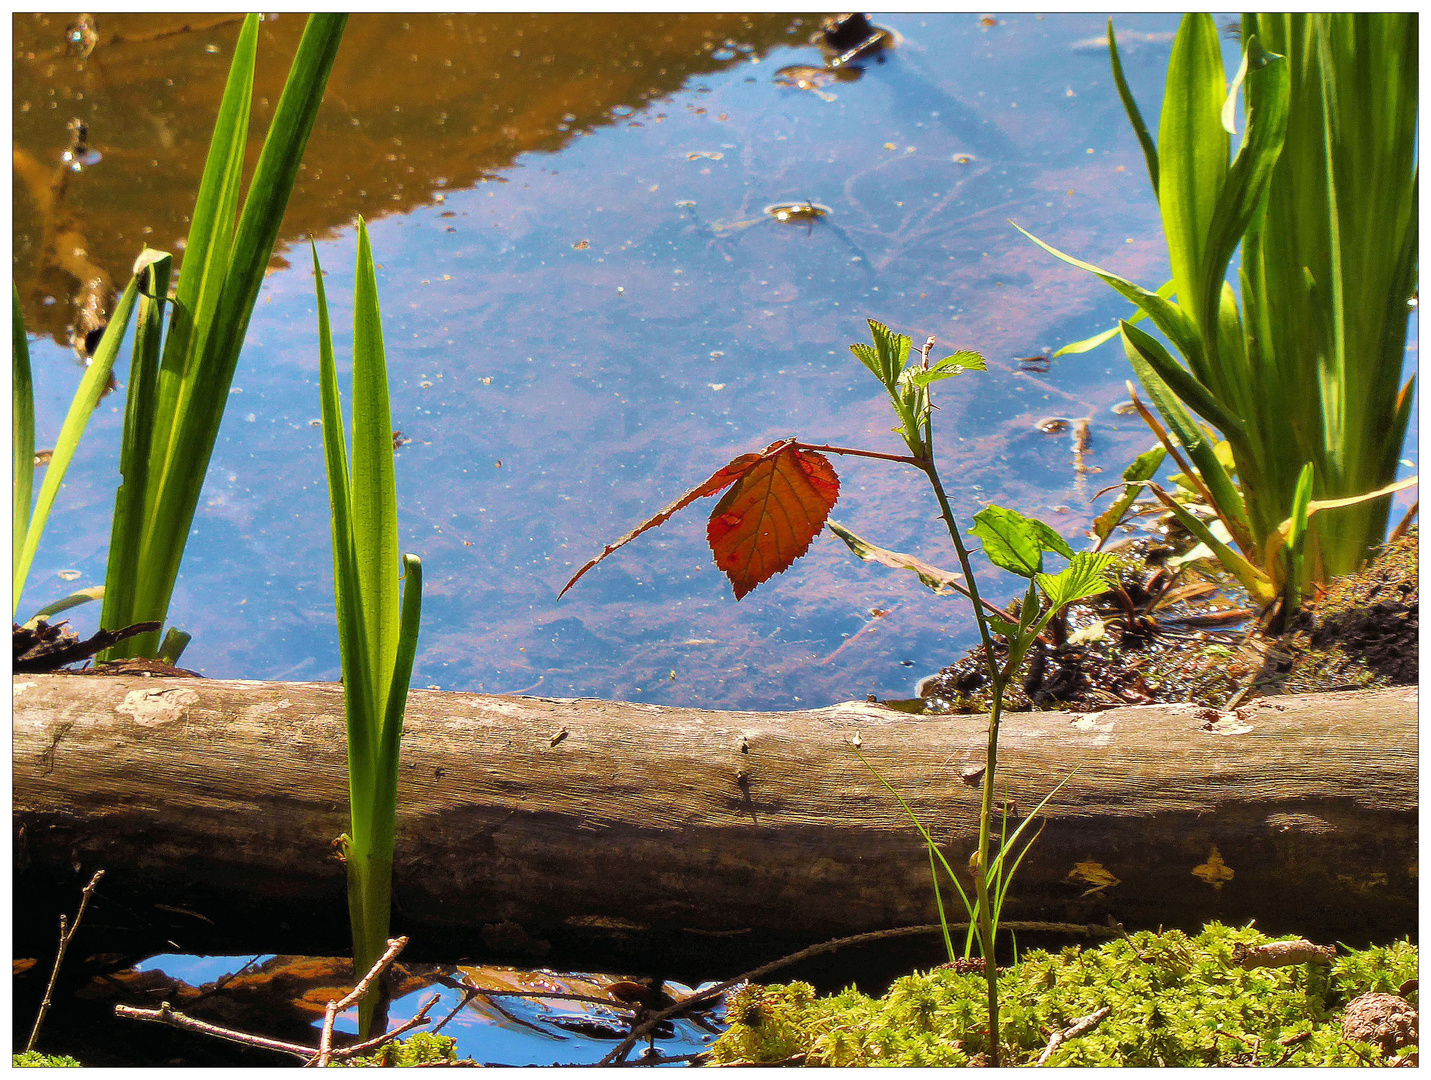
13,675 -> 1416,973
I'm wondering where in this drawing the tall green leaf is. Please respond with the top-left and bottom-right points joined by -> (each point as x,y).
13,285 -> 35,579
103,13 -> 347,659
14,272 -> 142,616
1157,14 -> 1229,334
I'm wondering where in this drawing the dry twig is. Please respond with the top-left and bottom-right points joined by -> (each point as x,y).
315,936 -> 410,1067
27,868 -> 104,1052
116,936 -> 441,1067
1037,1005 -> 1111,1066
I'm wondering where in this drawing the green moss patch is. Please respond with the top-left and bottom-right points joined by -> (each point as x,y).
712,924 -> 1417,1067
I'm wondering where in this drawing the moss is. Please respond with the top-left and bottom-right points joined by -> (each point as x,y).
332,1032 -> 461,1067
712,924 -> 1418,1067
13,1052 -> 83,1067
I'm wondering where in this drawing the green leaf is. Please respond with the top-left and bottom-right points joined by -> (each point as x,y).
1012,223 -> 1205,369
1120,323 -> 1253,550
906,351 -> 987,386
866,319 -> 911,387
826,519 -> 966,597
13,272 -> 142,617
1108,18 -> 1159,195
23,586 -> 105,630
1051,281 -> 1175,358
1157,13 -> 1229,331
1092,445 -> 1166,543
99,250 -> 173,660
114,13 -> 347,660
970,506 -> 1074,578
986,615 -> 1020,640
157,627 -> 192,665
13,285 -> 34,582
1147,483 -> 1275,606
1036,552 -> 1118,612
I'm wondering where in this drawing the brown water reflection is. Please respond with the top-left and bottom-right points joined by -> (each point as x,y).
13,11 -> 817,344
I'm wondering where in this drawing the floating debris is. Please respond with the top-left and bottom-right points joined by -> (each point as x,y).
1036,417 -> 1072,435
764,200 -> 830,224
773,64 -> 859,102
1111,399 -> 1138,416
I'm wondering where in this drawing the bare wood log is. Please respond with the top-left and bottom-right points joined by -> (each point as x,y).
12,676 -> 1416,972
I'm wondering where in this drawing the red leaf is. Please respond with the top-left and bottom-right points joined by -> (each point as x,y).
706,445 -> 840,599
558,442 -> 788,598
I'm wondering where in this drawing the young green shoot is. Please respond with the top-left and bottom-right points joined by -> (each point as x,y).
313,221 -> 423,1038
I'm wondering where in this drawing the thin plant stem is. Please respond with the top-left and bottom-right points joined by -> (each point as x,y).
27,869 -> 104,1053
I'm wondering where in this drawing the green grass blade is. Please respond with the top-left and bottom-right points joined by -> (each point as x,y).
13,284 -> 35,581
349,218 -> 402,713
131,13 -> 347,653
376,554 -> 423,810
100,251 -> 173,659
928,845 -> 957,965
156,627 -> 192,665
1108,18 -> 1159,195
149,12 -> 258,475
1121,324 -> 1253,552
1119,321 -> 1247,447
1157,13 -> 1229,331
1012,223 -> 1204,369
1195,36 -> 1288,388
13,272 -> 141,616
1146,483 -> 1275,604
314,241 -> 377,784
852,748 -> 977,919
23,585 -> 104,629
1052,281 -> 1175,358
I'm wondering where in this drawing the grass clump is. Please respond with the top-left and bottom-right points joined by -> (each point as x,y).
712,924 -> 1417,1067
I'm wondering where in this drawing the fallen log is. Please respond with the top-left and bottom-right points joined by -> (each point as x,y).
13,675 -> 1416,975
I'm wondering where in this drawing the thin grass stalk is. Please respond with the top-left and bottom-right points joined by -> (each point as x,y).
13,273 -> 142,616
103,13 -> 347,660
99,252 -> 172,644
13,285 -> 35,579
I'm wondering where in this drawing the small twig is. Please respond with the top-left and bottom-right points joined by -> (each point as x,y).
316,993 -> 441,1065
115,1002 -> 315,1059
792,441 -> 924,468
27,868 -> 104,1052
1037,1005 -> 1111,1065
598,920 -> 1119,1065
315,936 -> 409,1067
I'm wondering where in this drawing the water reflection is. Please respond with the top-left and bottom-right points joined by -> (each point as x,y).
12,13 -> 1417,711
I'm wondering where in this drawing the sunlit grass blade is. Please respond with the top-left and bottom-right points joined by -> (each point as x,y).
1121,324 -> 1253,552
98,251 -> 173,659
1157,14 -> 1228,332
14,272 -> 141,617
1052,280 -> 1174,358
1107,18 -> 1159,195
104,13 -> 348,661
350,220 -> 402,710
1012,223 -> 1203,369
148,13 -> 258,476
317,222 -> 423,1037
852,748 -> 976,919
22,586 -> 104,629
1145,483 -> 1274,605
13,286 -> 36,590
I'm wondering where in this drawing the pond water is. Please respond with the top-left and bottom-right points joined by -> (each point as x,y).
14,12 -> 1417,710
14,12 -> 1419,1069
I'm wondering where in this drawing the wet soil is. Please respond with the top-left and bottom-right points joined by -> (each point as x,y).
916,529 -> 1417,714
